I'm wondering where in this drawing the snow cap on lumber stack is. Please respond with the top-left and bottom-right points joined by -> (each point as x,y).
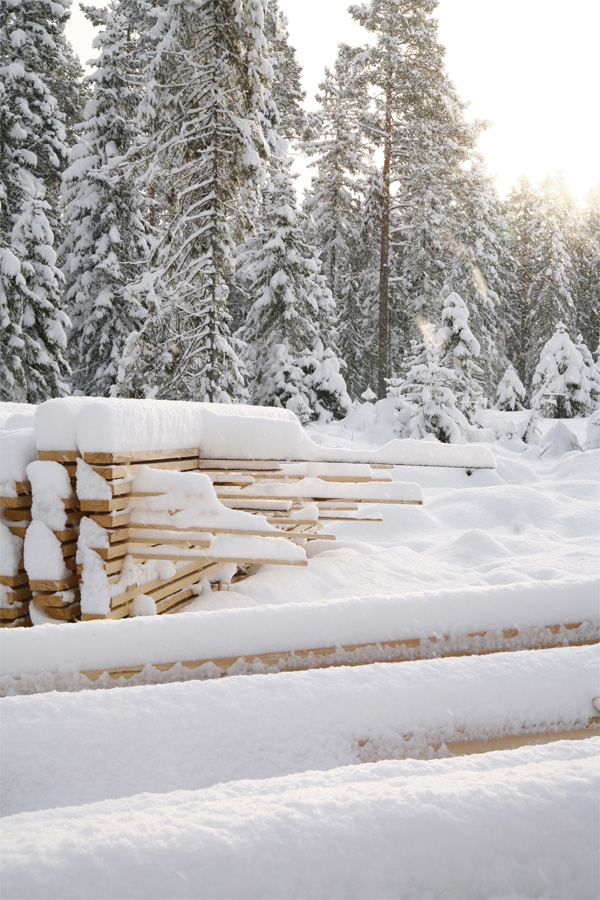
0,429 -> 37,496
34,397 -> 98,452
0,402 -> 37,431
130,467 -> 277,532
199,406 -> 303,460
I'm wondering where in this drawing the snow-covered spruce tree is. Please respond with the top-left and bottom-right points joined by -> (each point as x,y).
393,342 -> 469,443
437,291 -> 484,423
237,168 -> 350,422
443,157 -> 513,392
495,364 -> 526,412
263,0 -> 307,144
0,0 -> 70,401
60,0 -> 155,397
122,0 -> 271,401
303,44 -> 368,312
343,167 -> 382,396
531,322 -> 591,419
503,176 -> 540,386
526,175 -> 577,384
573,185 -> 600,352
576,334 -> 600,411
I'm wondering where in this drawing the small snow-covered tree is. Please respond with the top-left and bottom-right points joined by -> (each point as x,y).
531,322 -> 591,418
61,0 -> 154,397
437,291 -> 484,423
526,175 -> 577,382
237,170 -> 350,422
495,364 -> 526,412
393,342 -> 469,444
576,334 -> 600,411
0,0 -> 71,401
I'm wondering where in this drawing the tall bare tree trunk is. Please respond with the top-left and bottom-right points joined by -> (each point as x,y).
378,70 -> 392,398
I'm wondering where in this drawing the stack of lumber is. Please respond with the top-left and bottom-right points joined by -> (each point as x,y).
1,480 -> 33,627
199,459 -> 421,527
26,456 -> 81,622
1,428 -> 38,628
75,449 -> 310,621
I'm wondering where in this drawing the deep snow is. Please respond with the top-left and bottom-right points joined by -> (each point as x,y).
1,405 -> 599,899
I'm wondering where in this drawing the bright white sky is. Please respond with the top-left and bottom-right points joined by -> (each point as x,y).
67,0 -> 600,200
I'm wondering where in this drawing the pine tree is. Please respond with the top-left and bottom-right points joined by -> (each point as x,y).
574,185 -> 600,351
349,0 -> 493,398
263,0 -> 307,144
60,0 -> 154,397
531,322 -> 591,418
526,175 -> 577,383
437,291 -> 484,422
393,342 -> 469,443
576,334 -> 600,411
0,0 -> 71,401
503,176 -> 540,385
443,158 -> 512,391
123,0 -> 272,401
495,364 -> 526,412
303,44 -> 367,309
237,169 -> 350,422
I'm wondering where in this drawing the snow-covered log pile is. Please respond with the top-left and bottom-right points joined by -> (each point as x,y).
24,397 -> 465,622
0,418 -> 37,628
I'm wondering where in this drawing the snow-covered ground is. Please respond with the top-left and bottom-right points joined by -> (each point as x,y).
1,406 -> 599,898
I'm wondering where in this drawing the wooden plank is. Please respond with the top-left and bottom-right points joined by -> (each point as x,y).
38,450 -> 80,462
83,447 -> 199,465
1,508 -> 33,522
126,524 -> 333,541
32,592 -> 78,608
92,458 -> 201,480
0,573 -> 29,587
89,512 -> 130,528
127,537 -> 212,549
108,561 -> 216,608
442,723 -> 600,756
0,602 -> 30,620
41,601 -> 81,621
0,584 -> 32,603
198,459 -> 283,471
29,574 -> 78,591
81,630 -> 599,683
80,497 -> 129,513
0,495 -> 31,509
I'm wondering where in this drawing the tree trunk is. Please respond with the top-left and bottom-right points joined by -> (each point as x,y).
378,70 -> 392,398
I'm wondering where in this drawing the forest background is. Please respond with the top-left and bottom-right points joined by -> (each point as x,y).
1,0 -> 599,440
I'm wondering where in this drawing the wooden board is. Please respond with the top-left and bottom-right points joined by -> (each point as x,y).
80,628 -> 599,682
83,447 -> 199,465
80,497 -> 129,513
92,458 -> 201,479
0,495 -> 32,509
0,602 -> 30,620
38,450 -> 80,462
29,574 -> 78,591
0,572 -> 29,587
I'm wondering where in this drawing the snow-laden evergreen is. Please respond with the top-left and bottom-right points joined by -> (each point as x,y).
60,0 -> 154,397
263,0 -> 307,144
391,341 -> 469,443
495,364 -> 526,412
526,175 -> 577,382
303,44 -> 367,314
237,169 -> 350,422
531,322 -> 591,418
576,334 -> 600,411
437,291 -> 484,423
0,0 -> 71,401
122,0 -> 272,402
